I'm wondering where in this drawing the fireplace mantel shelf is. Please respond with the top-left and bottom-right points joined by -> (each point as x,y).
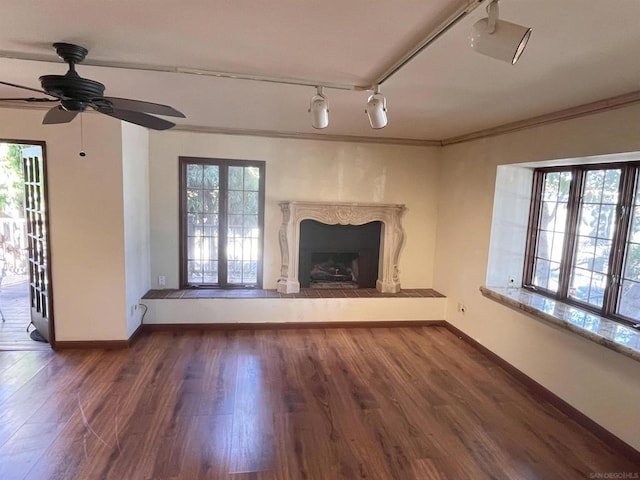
277,201 -> 406,294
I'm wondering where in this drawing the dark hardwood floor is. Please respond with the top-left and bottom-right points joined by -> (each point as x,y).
0,326 -> 637,479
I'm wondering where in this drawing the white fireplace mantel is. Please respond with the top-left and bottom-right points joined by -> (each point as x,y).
277,201 -> 406,293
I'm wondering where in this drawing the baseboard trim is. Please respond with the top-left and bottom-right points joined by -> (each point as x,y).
142,319 -> 447,332
55,340 -> 130,350
127,322 -> 145,347
442,322 -> 640,465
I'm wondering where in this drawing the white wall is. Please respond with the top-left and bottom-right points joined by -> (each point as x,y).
434,104 -> 640,450
148,131 -> 441,290
0,108 -> 128,341
121,123 -> 151,337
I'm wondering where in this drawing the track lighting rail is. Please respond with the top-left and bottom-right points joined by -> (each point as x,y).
1,0 -> 535,130
372,0 -> 485,86
0,49 -> 365,91
0,0 -> 488,92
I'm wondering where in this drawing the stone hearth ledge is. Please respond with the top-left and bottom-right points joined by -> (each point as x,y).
277,201 -> 406,294
480,286 -> 640,363
140,293 -> 447,325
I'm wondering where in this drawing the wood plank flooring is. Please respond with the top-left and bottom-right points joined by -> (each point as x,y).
0,326 -> 637,479
0,276 -> 49,351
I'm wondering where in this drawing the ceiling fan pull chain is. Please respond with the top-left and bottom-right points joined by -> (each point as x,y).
79,113 -> 86,157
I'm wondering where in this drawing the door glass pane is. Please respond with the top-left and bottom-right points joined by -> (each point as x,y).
226,165 -> 261,285
228,214 -> 243,228
617,172 -> 640,320
229,166 -> 244,190
187,236 -> 201,260
202,214 -> 219,236
244,167 -> 260,191
228,260 -> 242,284
186,164 -> 203,188
203,165 -> 219,189
207,238 -> 219,260
243,261 -> 257,284
186,189 -> 203,213
202,261 -> 218,284
244,192 -> 258,214
569,169 -> 620,308
244,215 -> 258,231
187,213 -> 203,236
184,161 -> 220,285
228,191 -> 243,214
203,190 -> 219,213
188,260 -> 203,283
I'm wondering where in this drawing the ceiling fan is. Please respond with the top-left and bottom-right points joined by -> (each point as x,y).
0,42 -> 185,130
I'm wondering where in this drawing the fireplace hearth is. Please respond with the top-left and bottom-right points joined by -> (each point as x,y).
277,201 -> 406,293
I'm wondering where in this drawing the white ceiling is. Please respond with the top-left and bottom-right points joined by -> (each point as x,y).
0,0 -> 638,142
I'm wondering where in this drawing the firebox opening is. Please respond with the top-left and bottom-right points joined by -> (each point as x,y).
298,220 -> 381,289
310,252 -> 359,289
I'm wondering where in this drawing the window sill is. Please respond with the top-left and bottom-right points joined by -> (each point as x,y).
480,286 -> 640,363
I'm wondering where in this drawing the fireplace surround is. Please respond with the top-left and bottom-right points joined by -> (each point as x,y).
277,201 -> 406,293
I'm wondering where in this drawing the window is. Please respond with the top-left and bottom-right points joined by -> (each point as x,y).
524,163 -> 640,325
179,157 -> 265,288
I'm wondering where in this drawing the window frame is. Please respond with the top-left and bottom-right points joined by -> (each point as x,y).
179,156 -> 266,289
523,161 -> 640,327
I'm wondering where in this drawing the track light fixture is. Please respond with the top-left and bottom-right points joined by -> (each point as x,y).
470,0 -> 532,65
365,85 -> 388,129
309,86 -> 329,129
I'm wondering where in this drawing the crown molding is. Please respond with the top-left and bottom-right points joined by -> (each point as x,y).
1,90 -> 638,148
171,124 -> 442,147
441,90 -> 640,146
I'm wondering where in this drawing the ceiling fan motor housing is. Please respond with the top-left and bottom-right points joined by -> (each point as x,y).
52,42 -> 88,64
39,42 -> 106,111
39,73 -> 105,111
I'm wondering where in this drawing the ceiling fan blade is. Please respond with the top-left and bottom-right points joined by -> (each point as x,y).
43,106 -> 79,124
0,80 -> 62,98
0,97 -> 59,103
96,106 -> 176,130
102,97 -> 185,118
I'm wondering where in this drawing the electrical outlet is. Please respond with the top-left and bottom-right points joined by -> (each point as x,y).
158,275 -> 166,287
457,303 -> 466,314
